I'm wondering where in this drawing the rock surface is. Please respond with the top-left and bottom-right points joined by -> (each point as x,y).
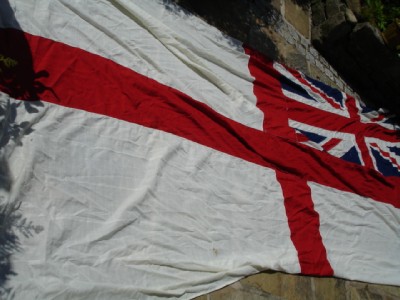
310,0 -> 400,116
195,271 -> 400,300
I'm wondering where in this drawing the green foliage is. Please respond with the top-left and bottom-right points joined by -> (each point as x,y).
0,54 -> 18,73
0,55 -> 17,68
362,0 -> 400,31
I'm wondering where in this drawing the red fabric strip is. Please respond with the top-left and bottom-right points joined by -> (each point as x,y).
245,46 -> 334,275
322,138 -> 341,152
276,171 -> 334,275
1,29 -> 399,209
242,46 -> 296,140
287,67 -> 341,110
346,98 -> 375,168
371,143 -> 400,169
287,98 -> 398,143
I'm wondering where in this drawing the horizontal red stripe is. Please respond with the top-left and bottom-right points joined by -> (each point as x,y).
287,97 -> 398,143
1,28 -> 399,208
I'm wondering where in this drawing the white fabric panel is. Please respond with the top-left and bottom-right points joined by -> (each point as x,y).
310,182 -> 400,286
0,0 -> 263,130
1,94 -> 300,299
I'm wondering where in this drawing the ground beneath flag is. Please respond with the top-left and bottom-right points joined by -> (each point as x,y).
195,271 -> 400,299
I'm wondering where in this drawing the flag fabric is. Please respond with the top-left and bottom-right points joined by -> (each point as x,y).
0,1 -> 399,299
274,62 -> 400,177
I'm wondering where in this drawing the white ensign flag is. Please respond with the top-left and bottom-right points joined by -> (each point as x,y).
0,1 -> 399,299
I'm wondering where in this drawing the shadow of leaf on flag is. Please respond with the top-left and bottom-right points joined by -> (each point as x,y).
0,0 -> 59,102
0,97 -> 45,296
0,29 -> 57,101
0,200 -> 44,298
0,0 -> 48,296
0,146 -> 44,297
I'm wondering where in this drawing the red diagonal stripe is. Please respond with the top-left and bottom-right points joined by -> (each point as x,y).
287,67 -> 342,110
322,138 -> 341,152
1,29 -> 399,209
371,143 -> 400,170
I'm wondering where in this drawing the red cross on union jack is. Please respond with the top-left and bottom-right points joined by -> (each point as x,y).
246,48 -> 400,178
245,46 -> 400,275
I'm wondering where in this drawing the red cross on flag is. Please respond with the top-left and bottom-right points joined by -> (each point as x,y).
0,1 -> 399,299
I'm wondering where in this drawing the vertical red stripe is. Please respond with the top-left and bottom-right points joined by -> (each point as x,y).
245,45 -> 334,275
346,98 -> 375,169
243,47 -> 296,140
276,172 -> 334,275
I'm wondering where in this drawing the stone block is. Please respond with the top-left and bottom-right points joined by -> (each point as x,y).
345,8 -> 357,24
241,272 -> 316,300
316,59 -> 323,70
345,0 -> 362,17
309,47 -> 319,58
287,50 -> 309,73
325,0 -> 341,18
319,13 -> 348,41
335,79 -> 344,90
329,65 -> 337,76
248,26 -> 280,61
308,63 -> 325,81
276,22 -> 289,36
306,52 -> 315,64
297,44 -> 306,55
311,2 -> 326,26
270,0 -> 282,12
287,35 -> 295,45
325,69 -> 334,81
284,0 -> 310,38
344,86 -> 353,95
313,277 -> 347,299
291,30 -> 300,42
195,272 -> 400,300
350,22 -> 386,48
206,279 -> 282,300
300,35 -> 309,47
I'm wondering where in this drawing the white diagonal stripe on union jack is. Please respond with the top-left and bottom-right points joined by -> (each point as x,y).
275,62 -> 400,177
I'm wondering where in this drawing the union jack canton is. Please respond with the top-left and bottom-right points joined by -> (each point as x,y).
274,62 -> 400,177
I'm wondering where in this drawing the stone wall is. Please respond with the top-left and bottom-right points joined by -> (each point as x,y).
196,271 -> 400,300
311,0 -> 400,115
275,0 -> 356,94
